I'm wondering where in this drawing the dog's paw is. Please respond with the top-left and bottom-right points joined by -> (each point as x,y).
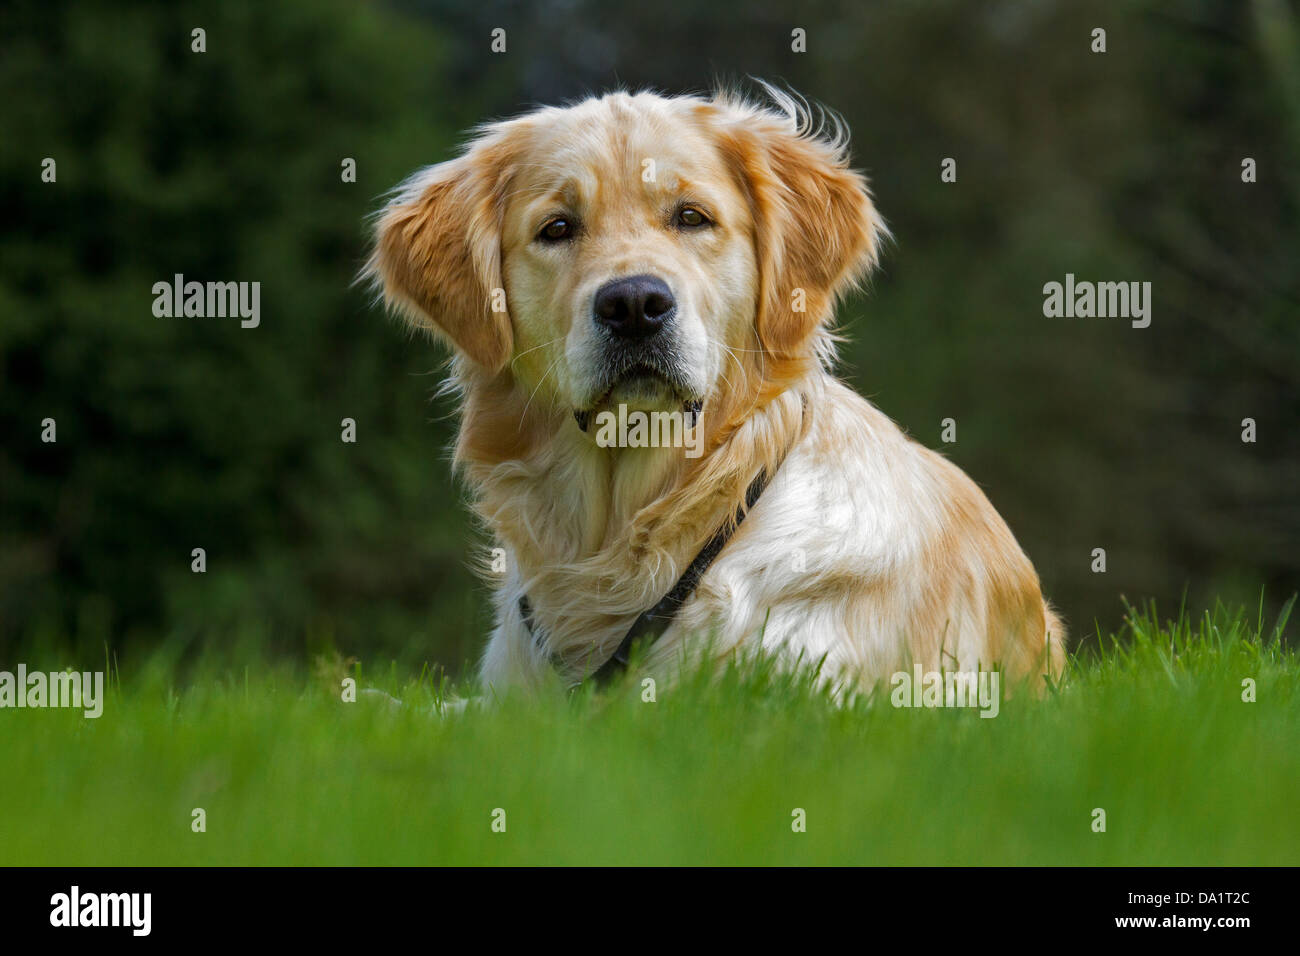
356,686 -> 480,717
431,696 -> 476,717
358,687 -> 403,709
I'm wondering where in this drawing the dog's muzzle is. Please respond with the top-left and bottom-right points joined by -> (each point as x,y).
571,273 -> 705,431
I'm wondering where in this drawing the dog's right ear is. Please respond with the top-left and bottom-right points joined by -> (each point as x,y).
364,124 -> 525,373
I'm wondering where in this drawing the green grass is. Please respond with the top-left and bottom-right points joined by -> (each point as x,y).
2,599 -> 1296,865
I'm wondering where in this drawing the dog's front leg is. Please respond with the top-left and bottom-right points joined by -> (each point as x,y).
478,595 -> 554,697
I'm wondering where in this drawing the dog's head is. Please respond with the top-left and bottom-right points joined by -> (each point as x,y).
366,87 -> 885,439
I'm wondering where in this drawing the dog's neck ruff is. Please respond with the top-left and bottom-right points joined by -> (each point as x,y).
518,468 -> 773,689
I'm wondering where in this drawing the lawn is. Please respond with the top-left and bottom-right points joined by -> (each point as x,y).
1,599 -> 1296,866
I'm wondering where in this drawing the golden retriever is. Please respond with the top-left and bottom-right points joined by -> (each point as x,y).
365,86 -> 1065,697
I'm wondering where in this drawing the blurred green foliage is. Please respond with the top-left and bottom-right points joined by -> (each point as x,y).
2,0 -> 1297,671
1,0 -> 494,666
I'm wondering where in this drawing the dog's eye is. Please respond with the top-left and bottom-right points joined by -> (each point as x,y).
538,218 -> 574,242
675,206 -> 710,229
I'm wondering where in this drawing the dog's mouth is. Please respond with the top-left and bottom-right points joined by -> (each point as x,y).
573,361 -> 702,433
606,361 -> 674,394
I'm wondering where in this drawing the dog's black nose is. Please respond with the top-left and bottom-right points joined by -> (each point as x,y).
593,275 -> 675,340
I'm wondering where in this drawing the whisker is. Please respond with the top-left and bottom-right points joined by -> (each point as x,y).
518,350 -> 566,429
509,335 -> 564,371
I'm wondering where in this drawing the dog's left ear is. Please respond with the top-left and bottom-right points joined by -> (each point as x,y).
365,123 -> 526,374
712,97 -> 885,360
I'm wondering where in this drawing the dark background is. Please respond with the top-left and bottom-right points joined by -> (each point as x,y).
2,0 -> 1297,672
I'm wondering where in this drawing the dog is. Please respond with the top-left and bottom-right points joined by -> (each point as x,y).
365,86 -> 1065,698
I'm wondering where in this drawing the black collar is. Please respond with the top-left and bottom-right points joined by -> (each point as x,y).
517,467 -> 773,688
